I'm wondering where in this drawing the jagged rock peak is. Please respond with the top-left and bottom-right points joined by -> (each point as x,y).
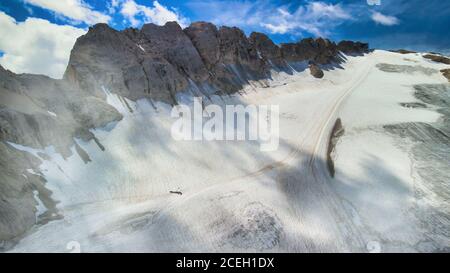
184,21 -> 220,69
65,21 -> 369,103
84,23 -> 120,40
142,21 -> 183,33
337,40 -> 369,54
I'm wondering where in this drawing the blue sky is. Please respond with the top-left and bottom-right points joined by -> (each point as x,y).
0,0 -> 449,78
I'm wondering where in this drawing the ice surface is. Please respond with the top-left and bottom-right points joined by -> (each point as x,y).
334,50 -> 450,252
8,51 -> 450,252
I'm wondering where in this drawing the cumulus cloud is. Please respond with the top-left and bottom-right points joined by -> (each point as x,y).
187,0 -> 351,37
0,12 -> 86,78
107,0 -> 122,14
371,11 -> 399,26
120,0 -> 189,28
261,2 -> 351,36
24,0 -> 110,25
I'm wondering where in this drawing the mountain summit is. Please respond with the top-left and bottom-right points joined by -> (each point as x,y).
64,21 -> 369,104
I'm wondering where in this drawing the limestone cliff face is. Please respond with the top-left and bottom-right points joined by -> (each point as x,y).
0,64 -> 122,244
183,22 -> 220,70
0,21 -> 369,245
249,32 -> 284,69
281,38 -> 340,64
185,22 -> 270,94
337,40 -> 370,55
65,21 -> 369,102
1,66 -> 122,157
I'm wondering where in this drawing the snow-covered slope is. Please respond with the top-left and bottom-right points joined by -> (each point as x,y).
333,50 -> 450,252
8,50 -> 450,252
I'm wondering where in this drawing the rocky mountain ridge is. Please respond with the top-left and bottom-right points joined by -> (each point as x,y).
64,21 -> 369,104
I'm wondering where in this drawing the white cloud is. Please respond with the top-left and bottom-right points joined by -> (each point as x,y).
260,2 -> 351,36
120,0 -> 189,28
371,11 -> 399,26
308,2 -> 350,19
121,0 -> 141,26
24,0 -> 111,25
188,1 -> 352,37
107,0 -> 122,14
0,12 -> 86,79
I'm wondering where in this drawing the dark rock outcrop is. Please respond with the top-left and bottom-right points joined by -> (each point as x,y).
183,22 -> 220,69
281,38 -> 342,65
338,41 -> 369,55
327,118 -> 344,178
66,22 -> 369,101
139,22 -> 209,83
423,54 -> 450,65
390,49 -> 417,54
185,22 -> 269,94
249,32 -> 285,69
309,63 -> 324,78
65,23 -> 188,104
306,38 -> 340,64
441,69 -> 450,82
